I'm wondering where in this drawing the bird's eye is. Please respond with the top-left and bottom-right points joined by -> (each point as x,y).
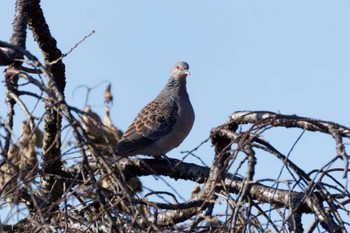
176,66 -> 180,69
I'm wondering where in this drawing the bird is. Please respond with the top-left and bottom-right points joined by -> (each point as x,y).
117,61 -> 195,158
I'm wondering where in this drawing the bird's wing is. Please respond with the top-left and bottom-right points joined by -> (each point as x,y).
117,97 -> 178,155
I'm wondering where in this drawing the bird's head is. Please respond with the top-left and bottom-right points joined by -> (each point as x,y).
170,61 -> 190,79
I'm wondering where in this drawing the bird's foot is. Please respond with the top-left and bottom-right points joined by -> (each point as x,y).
153,154 -> 173,166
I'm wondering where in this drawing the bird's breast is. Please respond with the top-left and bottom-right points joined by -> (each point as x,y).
153,95 -> 195,153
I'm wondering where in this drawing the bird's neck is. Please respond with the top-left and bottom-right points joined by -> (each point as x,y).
163,76 -> 187,96
166,76 -> 186,88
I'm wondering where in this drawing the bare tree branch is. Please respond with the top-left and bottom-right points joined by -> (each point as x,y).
1,2 -> 350,231
27,0 -> 66,215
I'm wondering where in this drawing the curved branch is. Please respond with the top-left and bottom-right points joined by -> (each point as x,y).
228,111 -> 350,137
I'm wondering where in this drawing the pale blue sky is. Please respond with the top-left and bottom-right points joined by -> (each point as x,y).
1,0 -> 350,227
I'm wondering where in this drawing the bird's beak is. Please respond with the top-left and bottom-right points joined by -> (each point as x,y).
184,70 -> 190,75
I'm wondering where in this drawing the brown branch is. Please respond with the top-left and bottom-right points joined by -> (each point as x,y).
124,156 -> 344,231
2,0 -> 30,157
27,0 -> 66,215
328,126 -> 349,178
10,0 -> 29,52
1,153 -> 346,232
228,111 -> 350,138
93,124 -> 233,229
0,0 -> 29,65
48,30 -> 96,66
287,195 -> 304,233
231,143 -> 256,230
226,112 -> 347,232
4,71 -> 18,158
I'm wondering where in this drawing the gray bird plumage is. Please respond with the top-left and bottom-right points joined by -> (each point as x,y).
117,61 -> 195,157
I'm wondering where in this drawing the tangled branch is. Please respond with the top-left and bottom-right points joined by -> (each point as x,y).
1,1 -> 350,232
